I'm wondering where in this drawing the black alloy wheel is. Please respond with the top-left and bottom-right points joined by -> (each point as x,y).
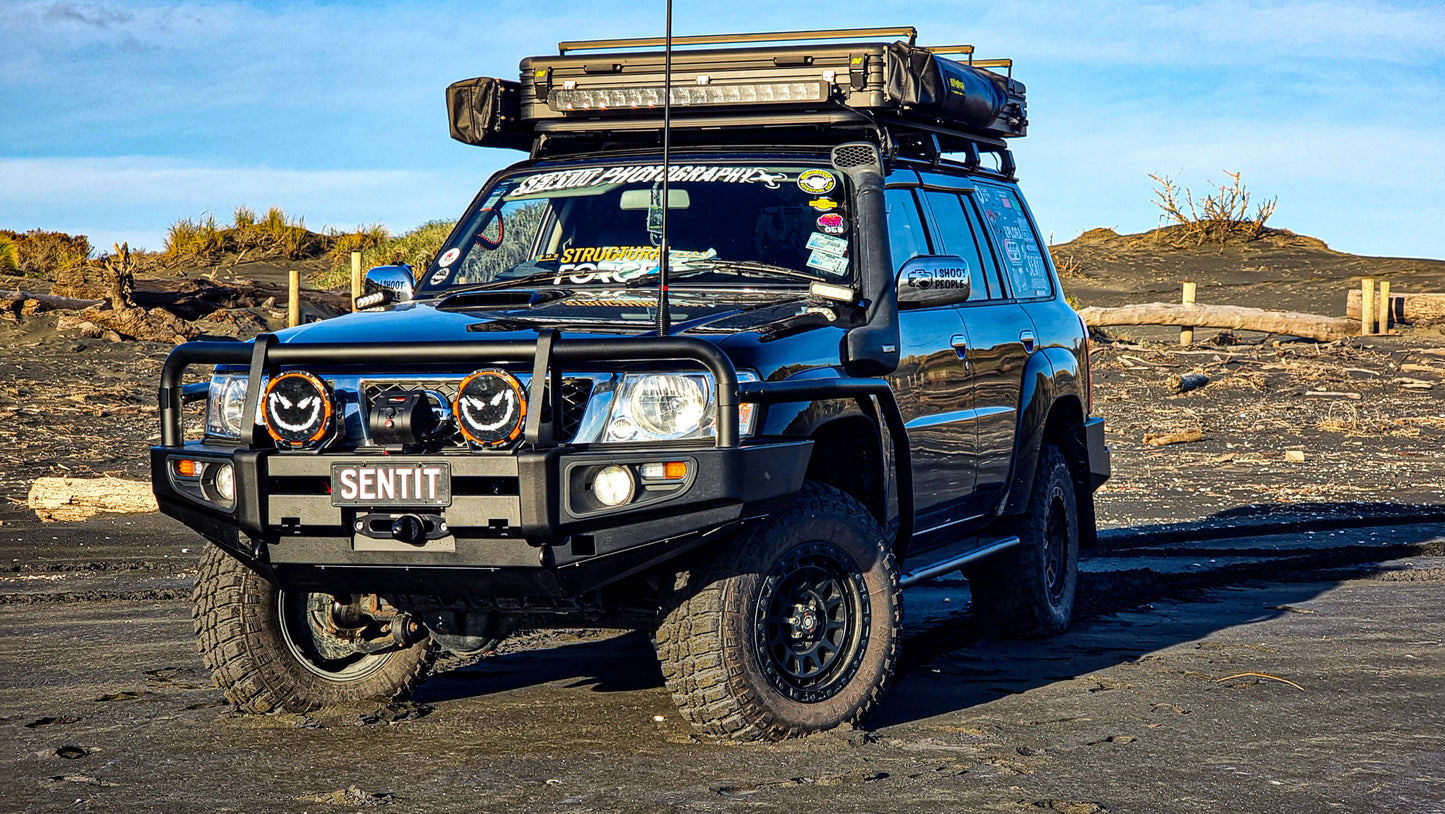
754,541 -> 870,703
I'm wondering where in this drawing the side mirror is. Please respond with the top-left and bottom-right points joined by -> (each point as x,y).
897,256 -> 972,309
356,265 -> 415,309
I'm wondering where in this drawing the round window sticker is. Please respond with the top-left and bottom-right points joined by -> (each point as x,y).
816,213 -> 847,236
438,247 -> 460,267
797,169 -> 837,195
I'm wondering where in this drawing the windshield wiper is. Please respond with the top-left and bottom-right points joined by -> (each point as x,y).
623,259 -> 835,288
436,268 -> 569,293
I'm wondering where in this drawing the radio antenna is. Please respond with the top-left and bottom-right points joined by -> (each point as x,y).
655,0 -> 674,336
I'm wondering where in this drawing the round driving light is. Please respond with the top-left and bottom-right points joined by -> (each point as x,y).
454,368 -> 527,448
630,375 -> 707,438
592,465 -> 635,507
262,371 -> 335,447
214,463 -> 235,502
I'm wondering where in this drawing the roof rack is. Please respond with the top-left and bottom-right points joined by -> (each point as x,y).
558,26 -> 918,54
446,26 -> 1027,166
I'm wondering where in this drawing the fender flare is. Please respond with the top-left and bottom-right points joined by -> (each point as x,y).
998,346 -> 1083,516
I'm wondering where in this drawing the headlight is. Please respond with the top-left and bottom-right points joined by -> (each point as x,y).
205,373 -> 248,439
604,371 -> 758,442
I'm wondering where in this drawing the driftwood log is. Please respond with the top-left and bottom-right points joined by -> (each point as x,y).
1078,303 -> 1356,342
1346,290 -> 1445,325
1,289 -> 104,311
27,477 -> 158,522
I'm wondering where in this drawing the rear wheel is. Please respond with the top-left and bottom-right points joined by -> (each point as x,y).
967,442 -> 1078,638
654,482 -> 900,741
192,546 -> 436,713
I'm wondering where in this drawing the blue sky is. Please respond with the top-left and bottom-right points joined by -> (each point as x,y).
4,0 -> 1443,260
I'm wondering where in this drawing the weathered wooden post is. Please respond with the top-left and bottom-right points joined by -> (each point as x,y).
1361,279 -> 1375,336
1179,281 -> 1197,346
1378,280 -> 1391,335
288,269 -> 301,328
351,251 -> 363,311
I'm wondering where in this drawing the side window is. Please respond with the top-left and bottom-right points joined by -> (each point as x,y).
973,185 -> 1053,299
921,190 -> 995,302
884,188 -> 930,272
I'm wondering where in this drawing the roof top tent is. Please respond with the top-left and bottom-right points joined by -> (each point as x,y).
446,26 -> 1026,175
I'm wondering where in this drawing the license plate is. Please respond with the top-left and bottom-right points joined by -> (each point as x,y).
330,462 -> 452,507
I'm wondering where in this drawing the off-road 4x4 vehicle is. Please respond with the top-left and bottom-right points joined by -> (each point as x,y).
153,26 -> 1108,741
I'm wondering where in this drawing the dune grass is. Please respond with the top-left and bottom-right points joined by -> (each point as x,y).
164,206 -> 320,263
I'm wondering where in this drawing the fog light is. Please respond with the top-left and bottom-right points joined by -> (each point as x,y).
592,465 -> 635,507
214,463 -> 235,502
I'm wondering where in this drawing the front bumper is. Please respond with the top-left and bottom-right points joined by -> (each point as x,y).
152,440 -> 810,597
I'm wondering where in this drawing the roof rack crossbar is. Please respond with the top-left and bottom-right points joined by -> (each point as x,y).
558,26 -> 918,54
922,45 -> 975,56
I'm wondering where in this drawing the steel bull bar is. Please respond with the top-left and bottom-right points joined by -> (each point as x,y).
159,329 -> 741,449
158,330 -> 915,549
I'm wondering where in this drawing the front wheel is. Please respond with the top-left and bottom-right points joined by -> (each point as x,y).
654,482 -> 901,741
967,442 -> 1079,638
192,546 -> 436,713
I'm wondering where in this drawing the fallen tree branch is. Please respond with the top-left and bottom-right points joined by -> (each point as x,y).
27,476 -> 158,522
1347,290 -> 1445,325
1079,303 -> 1356,342
1214,672 -> 1305,691
1143,428 -> 1202,446
1,289 -> 105,311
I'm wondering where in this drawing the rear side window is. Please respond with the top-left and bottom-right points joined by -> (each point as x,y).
921,190 -> 996,302
885,188 -> 930,271
973,185 -> 1053,299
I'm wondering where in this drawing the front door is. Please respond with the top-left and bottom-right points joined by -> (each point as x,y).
883,185 -> 977,534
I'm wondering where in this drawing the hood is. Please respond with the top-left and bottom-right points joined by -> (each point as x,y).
274,289 -> 835,346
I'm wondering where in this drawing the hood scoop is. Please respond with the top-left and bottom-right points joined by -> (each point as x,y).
436,289 -> 571,311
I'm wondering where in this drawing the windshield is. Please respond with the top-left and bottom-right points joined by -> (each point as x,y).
418,162 -> 854,294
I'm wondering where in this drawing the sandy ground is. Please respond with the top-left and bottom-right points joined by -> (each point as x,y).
2,513 -> 1443,813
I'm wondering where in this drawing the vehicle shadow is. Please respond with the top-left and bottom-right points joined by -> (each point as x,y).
870,520 -> 1445,728
414,630 -> 664,704
1099,501 -> 1445,546
414,521 -> 1445,728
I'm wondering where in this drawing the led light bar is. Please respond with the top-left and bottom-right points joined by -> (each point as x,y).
549,80 -> 828,112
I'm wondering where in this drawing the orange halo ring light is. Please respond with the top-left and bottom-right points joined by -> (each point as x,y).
262,370 -> 337,448
454,368 -> 528,448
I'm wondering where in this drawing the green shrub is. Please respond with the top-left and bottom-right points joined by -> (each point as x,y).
0,229 -> 92,277
311,220 -> 454,290
0,236 -> 18,274
324,224 -> 391,274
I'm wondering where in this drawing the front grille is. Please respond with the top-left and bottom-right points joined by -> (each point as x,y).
360,377 -> 594,446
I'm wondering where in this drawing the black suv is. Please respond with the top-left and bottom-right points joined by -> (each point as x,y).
152,27 -> 1109,741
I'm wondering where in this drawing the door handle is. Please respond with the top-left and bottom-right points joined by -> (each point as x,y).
951,334 -> 968,360
1019,329 -> 1036,352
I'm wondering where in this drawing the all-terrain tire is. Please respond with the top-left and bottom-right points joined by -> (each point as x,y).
967,442 -> 1079,638
654,482 -> 901,741
192,545 -> 436,713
